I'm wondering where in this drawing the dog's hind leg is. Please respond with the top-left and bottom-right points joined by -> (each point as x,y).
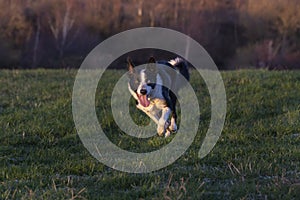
169,116 -> 177,132
168,91 -> 178,132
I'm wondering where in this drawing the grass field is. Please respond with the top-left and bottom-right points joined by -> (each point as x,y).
0,69 -> 300,199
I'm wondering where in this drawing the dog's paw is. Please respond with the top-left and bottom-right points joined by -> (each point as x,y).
168,118 -> 177,132
168,123 -> 177,132
164,130 -> 171,138
157,125 -> 165,136
157,120 -> 170,136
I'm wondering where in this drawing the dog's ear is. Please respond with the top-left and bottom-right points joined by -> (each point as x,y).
127,57 -> 135,74
146,56 -> 157,73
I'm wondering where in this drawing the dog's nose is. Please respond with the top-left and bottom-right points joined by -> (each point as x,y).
140,89 -> 147,95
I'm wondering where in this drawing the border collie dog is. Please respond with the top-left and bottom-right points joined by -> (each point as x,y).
127,57 -> 190,137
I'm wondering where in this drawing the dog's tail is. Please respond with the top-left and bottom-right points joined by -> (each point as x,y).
167,57 -> 190,95
168,57 -> 190,81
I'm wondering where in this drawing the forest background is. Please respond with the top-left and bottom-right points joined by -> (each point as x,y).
1,0 -> 300,70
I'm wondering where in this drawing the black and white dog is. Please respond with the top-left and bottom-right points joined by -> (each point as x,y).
127,57 -> 189,137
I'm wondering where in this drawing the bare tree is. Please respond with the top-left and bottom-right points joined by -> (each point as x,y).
273,0 -> 300,56
240,0 -> 300,66
0,0 -> 31,46
45,0 -> 79,59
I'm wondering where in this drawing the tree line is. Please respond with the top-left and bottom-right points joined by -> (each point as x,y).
0,0 -> 300,69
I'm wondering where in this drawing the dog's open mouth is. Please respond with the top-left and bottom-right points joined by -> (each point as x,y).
137,94 -> 150,107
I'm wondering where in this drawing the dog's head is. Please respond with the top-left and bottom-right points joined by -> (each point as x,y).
127,57 -> 157,107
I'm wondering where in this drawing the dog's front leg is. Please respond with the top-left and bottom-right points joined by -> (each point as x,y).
157,107 -> 171,136
136,104 -> 159,123
145,110 -> 160,125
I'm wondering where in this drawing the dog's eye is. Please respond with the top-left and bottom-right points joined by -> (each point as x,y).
147,83 -> 156,89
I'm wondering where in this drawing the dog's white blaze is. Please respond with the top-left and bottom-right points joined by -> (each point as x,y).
148,74 -> 169,101
137,69 -> 151,95
140,69 -> 147,83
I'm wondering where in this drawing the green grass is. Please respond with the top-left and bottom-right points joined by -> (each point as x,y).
0,69 -> 300,199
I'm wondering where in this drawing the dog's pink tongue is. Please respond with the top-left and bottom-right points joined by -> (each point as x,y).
139,95 -> 150,107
